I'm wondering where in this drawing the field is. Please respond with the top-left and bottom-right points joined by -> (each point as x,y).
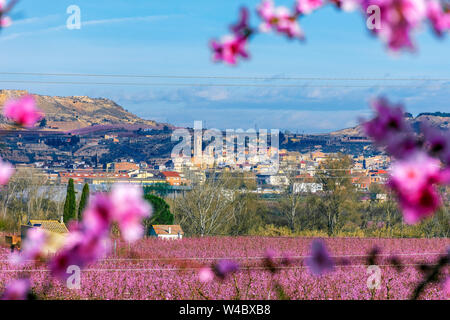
1,237 -> 449,300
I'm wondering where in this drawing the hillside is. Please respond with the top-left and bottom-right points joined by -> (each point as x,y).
0,90 -> 163,131
331,112 -> 450,136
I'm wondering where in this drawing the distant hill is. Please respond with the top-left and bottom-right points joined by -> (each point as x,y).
331,112 -> 450,136
0,90 -> 168,131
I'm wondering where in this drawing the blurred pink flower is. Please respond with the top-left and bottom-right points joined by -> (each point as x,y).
363,97 -> 418,159
210,35 -> 249,65
427,0 -> 450,35
198,267 -> 215,283
213,259 -> 239,279
264,248 -> 278,272
83,193 -> 114,236
0,157 -> 14,185
110,184 -> 152,243
0,0 -> 13,28
9,228 -> 47,265
50,184 -> 149,280
257,0 -> 304,39
50,231 -> 110,280
444,277 -> 450,299
1,15 -> 11,28
3,95 -> 43,128
296,0 -> 324,15
362,0 -> 427,51
306,240 -> 334,276
230,7 -> 252,36
1,279 -> 30,300
363,97 -> 409,141
389,152 -> 446,224
422,122 -> 450,165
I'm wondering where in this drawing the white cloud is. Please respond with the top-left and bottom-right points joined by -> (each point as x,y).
0,15 -> 174,41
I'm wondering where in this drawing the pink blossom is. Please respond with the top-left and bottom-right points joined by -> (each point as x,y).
422,122 -> 450,165
427,0 -> 450,35
1,15 -> 11,28
306,240 -> 334,276
213,259 -> 239,280
444,277 -> 450,299
363,97 -> 418,159
0,0 -> 13,28
296,0 -> 324,15
362,0 -> 427,51
0,157 -> 14,185
3,95 -> 43,128
198,267 -> 215,283
210,35 -> 249,65
388,152 -> 446,224
1,279 -> 30,300
9,228 -> 47,265
230,7 -> 252,36
50,231 -> 110,280
257,0 -> 304,39
110,184 -> 152,243
83,193 -> 114,236
264,248 -> 278,272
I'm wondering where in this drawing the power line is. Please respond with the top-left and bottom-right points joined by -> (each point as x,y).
0,80 -> 447,88
0,72 -> 449,82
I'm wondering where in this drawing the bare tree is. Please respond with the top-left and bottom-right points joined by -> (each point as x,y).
173,173 -> 249,236
0,167 -> 61,231
279,170 -> 303,232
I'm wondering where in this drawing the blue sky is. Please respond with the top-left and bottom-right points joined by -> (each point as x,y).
0,0 -> 449,133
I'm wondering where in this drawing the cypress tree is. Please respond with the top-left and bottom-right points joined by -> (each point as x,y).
63,178 -> 77,224
78,183 -> 89,221
144,194 -> 174,226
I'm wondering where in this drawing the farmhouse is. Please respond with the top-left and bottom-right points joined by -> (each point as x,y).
149,225 -> 184,240
20,219 -> 69,254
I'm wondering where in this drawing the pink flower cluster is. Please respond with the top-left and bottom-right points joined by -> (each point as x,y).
306,240 -> 334,276
210,8 -> 251,65
51,184 -> 151,279
2,95 -> 43,128
257,0 -> 305,39
6,184 -> 151,290
0,0 -> 14,28
1,279 -> 30,300
362,0 -> 427,51
427,0 -> 450,35
0,157 -> 14,185
296,0 -> 324,15
9,228 -> 47,266
388,152 -> 448,224
363,97 -> 449,224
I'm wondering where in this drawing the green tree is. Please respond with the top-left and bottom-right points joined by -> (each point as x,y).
63,178 -> 77,223
78,183 -> 89,221
144,183 -> 171,197
144,194 -> 174,229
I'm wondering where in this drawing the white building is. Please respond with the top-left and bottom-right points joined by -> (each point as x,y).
148,225 -> 184,240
